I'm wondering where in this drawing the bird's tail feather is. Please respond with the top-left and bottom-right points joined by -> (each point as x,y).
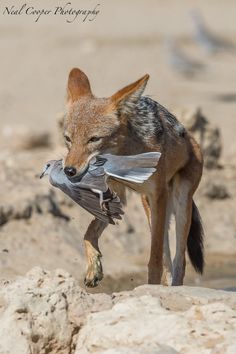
117,152 -> 161,168
68,187 -> 124,225
105,152 -> 161,184
108,167 -> 157,184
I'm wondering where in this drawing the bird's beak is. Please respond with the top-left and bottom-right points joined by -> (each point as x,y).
39,171 -> 45,179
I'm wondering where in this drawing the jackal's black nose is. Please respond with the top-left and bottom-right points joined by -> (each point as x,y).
64,166 -> 77,177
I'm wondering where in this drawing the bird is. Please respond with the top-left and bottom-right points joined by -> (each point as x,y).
190,10 -> 235,54
40,152 -> 161,224
165,38 -> 205,77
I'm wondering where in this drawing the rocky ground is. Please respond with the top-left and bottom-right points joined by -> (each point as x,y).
1,0 -> 236,291
0,267 -> 235,354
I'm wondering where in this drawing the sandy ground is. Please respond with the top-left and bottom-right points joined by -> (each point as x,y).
1,0 -> 236,157
0,0 -> 236,292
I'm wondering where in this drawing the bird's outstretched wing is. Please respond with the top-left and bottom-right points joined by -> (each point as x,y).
100,152 -> 161,184
58,182 -> 123,224
48,161 -> 123,224
106,167 -> 157,184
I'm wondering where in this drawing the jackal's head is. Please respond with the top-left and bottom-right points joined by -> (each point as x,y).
63,68 -> 149,177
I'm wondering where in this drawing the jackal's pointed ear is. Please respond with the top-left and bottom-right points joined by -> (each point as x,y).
67,68 -> 93,103
110,74 -> 149,112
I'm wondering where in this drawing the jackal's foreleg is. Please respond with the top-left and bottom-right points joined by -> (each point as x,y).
84,218 -> 108,287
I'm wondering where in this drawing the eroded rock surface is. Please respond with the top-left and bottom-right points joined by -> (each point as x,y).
177,107 -> 222,169
0,268 -> 235,354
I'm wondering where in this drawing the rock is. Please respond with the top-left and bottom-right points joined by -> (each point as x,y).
203,181 -> 230,199
0,149 -> 71,227
177,107 -> 222,169
20,132 -> 51,150
0,268 -> 236,354
196,166 -> 236,256
0,267 -> 111,354
2,125 -> 52,150
0,186 -> 69,226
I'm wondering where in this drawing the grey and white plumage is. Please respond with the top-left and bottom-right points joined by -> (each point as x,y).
40,152 -> 161,224
190,10 -> 235,54
165,38 -> 205,77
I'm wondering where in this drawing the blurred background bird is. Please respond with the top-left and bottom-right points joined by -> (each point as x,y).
165,37 -> 205,78
190,9 -> 235,54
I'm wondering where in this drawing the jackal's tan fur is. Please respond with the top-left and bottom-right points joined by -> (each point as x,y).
63,68 -> 204,287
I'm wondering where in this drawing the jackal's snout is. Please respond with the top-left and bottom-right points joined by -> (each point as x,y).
64,161 -> 89,178
64,152 -> 91,178
64,166 -> 77,177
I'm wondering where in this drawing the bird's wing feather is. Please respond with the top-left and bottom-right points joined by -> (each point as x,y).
75,187 -> 123,218
55,182 -> 110,222
50,168 -> 123,224
103,152 -> 161,171
101,152 -> 161,184
67,184 -> 123,224
71,187 -> 123,223
107,167 -> 157,183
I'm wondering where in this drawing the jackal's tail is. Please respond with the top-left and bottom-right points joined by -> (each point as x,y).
187,201 -> 204,274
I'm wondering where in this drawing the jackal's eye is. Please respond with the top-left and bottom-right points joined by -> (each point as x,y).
64,135 -> 71,143
88,136 -> 102,143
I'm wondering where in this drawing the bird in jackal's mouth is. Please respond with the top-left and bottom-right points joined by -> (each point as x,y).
40,152 -> 161,224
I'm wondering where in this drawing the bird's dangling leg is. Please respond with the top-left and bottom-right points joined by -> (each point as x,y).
100,196 -> 113,212
91,188 -> 112,212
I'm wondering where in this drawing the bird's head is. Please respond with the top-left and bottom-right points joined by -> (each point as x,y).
40,160 -> 59,179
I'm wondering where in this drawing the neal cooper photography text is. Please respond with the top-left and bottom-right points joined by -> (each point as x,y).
2,2 -> 100,23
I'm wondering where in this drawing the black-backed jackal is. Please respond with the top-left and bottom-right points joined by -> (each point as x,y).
63,68 -> 204,287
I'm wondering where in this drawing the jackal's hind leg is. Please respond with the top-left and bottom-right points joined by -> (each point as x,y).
148,190 -> 167,284
84,218 -> 108,287
142,192 -> 171,285
162,194 -> 173,285
141,194 -> 151,229
172,176 -> 193,286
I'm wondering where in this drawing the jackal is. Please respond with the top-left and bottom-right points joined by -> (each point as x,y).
63,68 -> 204,287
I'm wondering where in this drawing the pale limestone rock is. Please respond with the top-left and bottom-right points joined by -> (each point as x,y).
76,287 -> 236,354
75,295 -> 179,354
0,269 -> 236,354
0,267 -> 110,354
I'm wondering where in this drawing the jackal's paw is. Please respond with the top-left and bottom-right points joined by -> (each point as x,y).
161,270 -> 172,286
84,254 -> 103,288
171,269 -> 184,286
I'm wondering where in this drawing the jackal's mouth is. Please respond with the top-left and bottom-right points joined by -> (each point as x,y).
66,165 -> 89,182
